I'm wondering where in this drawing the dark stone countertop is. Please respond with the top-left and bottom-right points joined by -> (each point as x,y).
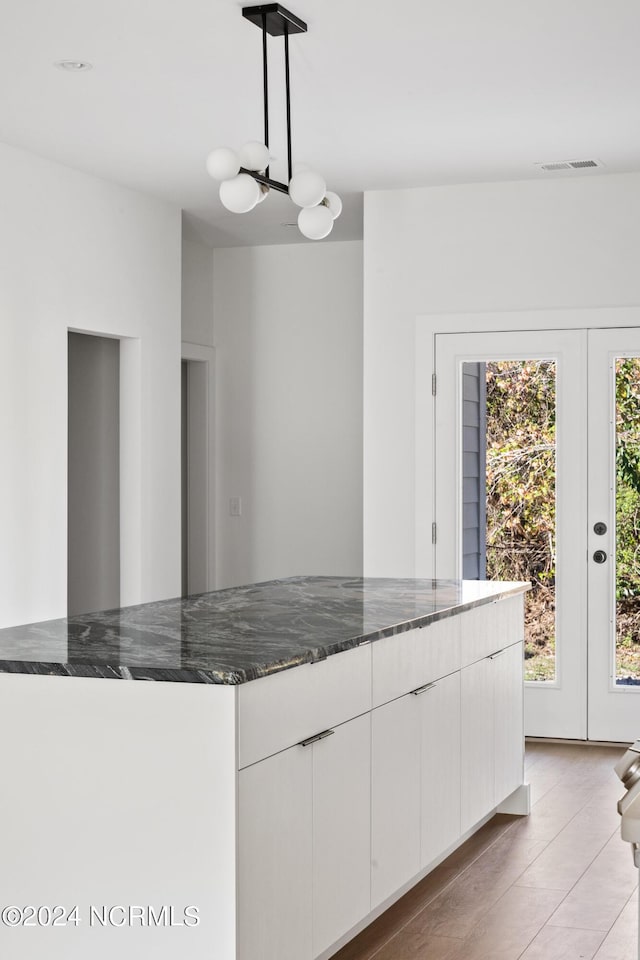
0,576 -> 529,684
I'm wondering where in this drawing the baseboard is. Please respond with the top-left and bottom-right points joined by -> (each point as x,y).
497,782 -> 531,815
526,736 -> 631,748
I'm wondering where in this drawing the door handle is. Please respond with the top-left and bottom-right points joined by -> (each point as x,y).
593,550 -> 607,564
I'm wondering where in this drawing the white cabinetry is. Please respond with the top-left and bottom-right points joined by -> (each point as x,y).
238,711 -> 371,960
237,645 -> 371,769
239,594 -> 525,960
238,744 -> 313,960
461,638 -> 524,834
494,642 -> 525,803
460,654 -> 495,833
371,693 -> 421,907
371,669 -> 462,908
312,713 -> 371,956
237,646 -> 372,960
371,614 -> 461,707
420,670 -> 461,868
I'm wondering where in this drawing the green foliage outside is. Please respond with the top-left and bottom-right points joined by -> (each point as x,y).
484,358 -> 640,683
484,362 -> 557,681
614,360 -> 640,680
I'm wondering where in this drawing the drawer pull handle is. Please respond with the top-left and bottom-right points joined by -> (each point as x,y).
299,729 -> 334,747
411,682 -> 437,696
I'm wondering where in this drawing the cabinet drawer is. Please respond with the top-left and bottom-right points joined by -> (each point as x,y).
372,617 -> 460,708
238,645 -> 371,768
460,595 -> 524,668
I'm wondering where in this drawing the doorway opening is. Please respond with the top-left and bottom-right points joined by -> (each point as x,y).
181,359 -> 209,597
434,324 -> 640,741
67,332 -> 120,616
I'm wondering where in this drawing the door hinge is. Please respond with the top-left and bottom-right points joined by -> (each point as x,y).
432,373 -> 437,396
432,522 -> 437,544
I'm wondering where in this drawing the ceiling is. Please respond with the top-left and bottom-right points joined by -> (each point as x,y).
1,0 -> 639,247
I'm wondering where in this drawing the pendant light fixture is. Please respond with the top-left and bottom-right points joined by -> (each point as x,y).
206,3 -> 342,240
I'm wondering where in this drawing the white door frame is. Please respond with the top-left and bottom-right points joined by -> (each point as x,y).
415,307 -> 640,741
182,341 -> 216,592
69,326 -> 143,609
416,307 -> 640,580
432,329 -> 587,740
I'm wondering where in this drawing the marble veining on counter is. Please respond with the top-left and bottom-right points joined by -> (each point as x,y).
0,576 -> 529,684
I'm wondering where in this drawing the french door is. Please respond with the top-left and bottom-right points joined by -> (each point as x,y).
434,327 -> 640,743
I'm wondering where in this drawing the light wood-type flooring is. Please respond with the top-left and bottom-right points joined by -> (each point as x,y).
332,741 -> 637,960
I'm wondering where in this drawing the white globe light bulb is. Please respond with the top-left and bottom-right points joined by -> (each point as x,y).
298,204 -> 334,240
219,174 -> 261,213
289,170 -> 327,208
324,191 -> 343,220
238,141 -> 270,172
206,147 -> 240,181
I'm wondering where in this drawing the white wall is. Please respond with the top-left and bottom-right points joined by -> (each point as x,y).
363,172 -> 640,576
213,240 -> 363,587
182,226 -> 214,347
0,140 -> 182,628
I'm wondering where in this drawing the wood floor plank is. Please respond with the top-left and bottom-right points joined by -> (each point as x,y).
516,802 -> 619,892
371,931 -> 462,960
367,885 -> 563,960
515,829 -> 610,892
517,925 -> 606,959
328,743 -> 636,960
593,894 -> 639,960
506,784 -> 595,843
547,826 -> 637,931
441,886 -> 566,960
393,834 -> 548,940
547,892 -> 634,934
527,768 -> 569,807
330,816 -> 516,960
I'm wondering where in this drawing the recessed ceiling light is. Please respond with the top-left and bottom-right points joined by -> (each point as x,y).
54,60 -> 93,72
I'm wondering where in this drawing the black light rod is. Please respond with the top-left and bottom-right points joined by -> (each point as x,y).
239,167 -> 289,195
262,11 -> 270,178
284,25 -> 292,183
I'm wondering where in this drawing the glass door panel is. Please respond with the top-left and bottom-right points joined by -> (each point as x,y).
615,358 -> 640,686
435,330 -> 587,740
482,360 -> 557,683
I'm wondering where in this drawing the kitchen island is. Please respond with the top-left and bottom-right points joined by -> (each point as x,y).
0,576 -> 529,960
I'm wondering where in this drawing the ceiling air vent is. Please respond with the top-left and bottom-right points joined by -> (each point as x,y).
568,159 -> 600,169
537,158 -> 604,172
